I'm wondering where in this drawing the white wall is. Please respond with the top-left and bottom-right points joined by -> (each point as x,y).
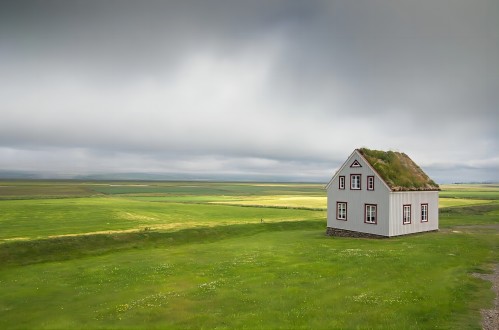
327,150 -> 391,236
388,191 -> 439,236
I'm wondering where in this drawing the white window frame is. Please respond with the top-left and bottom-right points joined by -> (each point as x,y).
350,174 -> 361,190
339,176 -> 345,190
365,204 -> 377,224
421,204 -> 428,222
336,202 -> 347,220
403,205 -> 411,224
367,176 -> 374,191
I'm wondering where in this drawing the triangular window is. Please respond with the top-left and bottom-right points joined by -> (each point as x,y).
350,159 -> 362,167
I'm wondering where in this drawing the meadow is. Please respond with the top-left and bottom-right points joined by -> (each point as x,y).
0,181 -> 498,329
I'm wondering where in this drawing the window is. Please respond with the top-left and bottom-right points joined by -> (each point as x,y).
339,176 -> 345,190
421,204 -> 428,222
365,204 -> 377,224
403,205 -> 411,224
367,176 -> 374,191
336,202 -> 347,220
350,174 -> 361,190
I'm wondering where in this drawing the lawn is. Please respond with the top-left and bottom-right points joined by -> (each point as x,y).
0,181 -> 497,329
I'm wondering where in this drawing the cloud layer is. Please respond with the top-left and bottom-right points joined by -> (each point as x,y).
1,0 -> 498,182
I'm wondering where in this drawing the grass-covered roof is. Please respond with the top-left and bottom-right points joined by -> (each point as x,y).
358,148 -> 440,191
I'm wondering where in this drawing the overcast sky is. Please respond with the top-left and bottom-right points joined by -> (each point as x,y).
1,0 -> 498,182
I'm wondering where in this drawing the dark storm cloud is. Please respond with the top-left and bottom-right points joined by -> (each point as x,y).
0,0 -> 320,77
0,0 -> 498,182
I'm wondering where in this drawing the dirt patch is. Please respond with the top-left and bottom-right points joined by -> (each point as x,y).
473,264 -> 499,330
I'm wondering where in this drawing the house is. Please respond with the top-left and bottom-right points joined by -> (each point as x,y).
326,148 -> 440,238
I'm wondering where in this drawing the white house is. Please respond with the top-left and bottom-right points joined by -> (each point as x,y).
326,148 -> 439,238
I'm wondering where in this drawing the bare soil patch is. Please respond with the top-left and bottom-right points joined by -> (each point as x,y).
473,264 -> 499,330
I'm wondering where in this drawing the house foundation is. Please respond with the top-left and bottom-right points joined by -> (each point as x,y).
326,227 -> 387,239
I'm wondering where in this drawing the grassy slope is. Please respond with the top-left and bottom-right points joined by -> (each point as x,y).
0,182 -> 498,329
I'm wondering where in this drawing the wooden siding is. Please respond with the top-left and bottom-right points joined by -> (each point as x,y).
327,150 -> 391,236
388,191 -> 439,236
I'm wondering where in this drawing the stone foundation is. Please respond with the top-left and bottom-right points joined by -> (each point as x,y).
326,227 -> 438,238
326,227 -> 387,239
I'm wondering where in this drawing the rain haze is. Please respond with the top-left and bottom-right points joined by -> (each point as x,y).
1,0 -> 498,183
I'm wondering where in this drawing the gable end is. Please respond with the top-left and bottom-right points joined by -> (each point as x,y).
326,149 -> 391,192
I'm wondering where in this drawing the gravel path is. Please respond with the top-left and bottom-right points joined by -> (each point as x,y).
473,264 -> 499,330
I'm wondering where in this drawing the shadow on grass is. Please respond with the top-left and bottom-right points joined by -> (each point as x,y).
440,203 -> 499,215
0,219 -> 324,269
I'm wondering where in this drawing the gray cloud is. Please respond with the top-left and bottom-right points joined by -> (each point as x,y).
0,0 -> 498,182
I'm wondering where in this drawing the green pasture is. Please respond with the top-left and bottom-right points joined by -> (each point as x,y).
1,225 -> 496,329
210,195 -> 327,209
0,197 -> 324,241
0,181 -> 498,329
439,198 -> 492,208
0,181 -> 324,199
440,184 -> 499,200
130,195 -> 328,210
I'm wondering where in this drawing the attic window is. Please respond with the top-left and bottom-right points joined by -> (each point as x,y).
350,174 -> 361,190
339,176 -> 345,190
367,176 -> 374,191
350,160 -> 362,167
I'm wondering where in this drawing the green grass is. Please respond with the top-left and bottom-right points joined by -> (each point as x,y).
440,184 -> 499,200
209,195 -> 327,209
0,197 -> 324,241
0,181 -> 100,199
0,224 -> 496,329
0,181 -> 325,199
0,181 -> 498,329
440,203 -> 499,228
129,195 -> 328,210
439,198 -> 492,208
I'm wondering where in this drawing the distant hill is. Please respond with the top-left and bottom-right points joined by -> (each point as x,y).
0,170 -> 323,183
0,170 -> 42,179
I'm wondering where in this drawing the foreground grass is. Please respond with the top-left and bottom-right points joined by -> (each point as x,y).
1,220 -> 497,329
0,182 -> 498,329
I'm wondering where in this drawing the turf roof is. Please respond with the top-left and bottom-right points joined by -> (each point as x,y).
358,148 -> 440,191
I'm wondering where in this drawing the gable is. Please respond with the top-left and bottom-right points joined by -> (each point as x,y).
326,148 -> 440,192
325,150 -> 390,191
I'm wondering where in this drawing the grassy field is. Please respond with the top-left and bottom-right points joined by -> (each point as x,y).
0,181 -> 498,329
